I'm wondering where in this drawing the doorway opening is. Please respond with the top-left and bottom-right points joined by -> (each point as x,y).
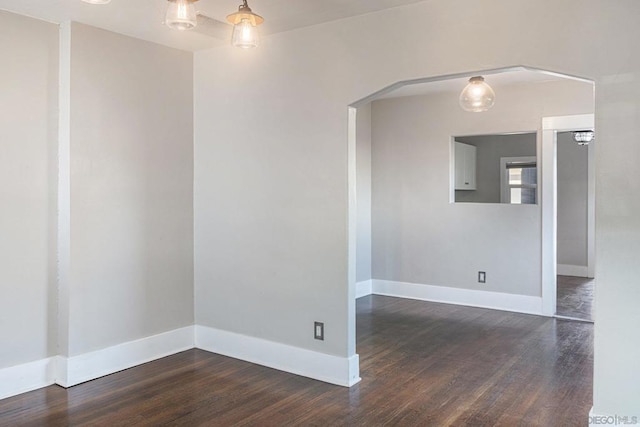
540,116 -> 595,322
347,66 -> 595,368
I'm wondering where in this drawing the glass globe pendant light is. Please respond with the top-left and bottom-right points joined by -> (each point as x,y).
165,0 -> 199,31
573,130 -> 595,145
227,0 -> 264,49
459,76 -> 496,112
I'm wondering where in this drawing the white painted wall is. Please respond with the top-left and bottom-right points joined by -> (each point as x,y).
194,42 -> 351,356
0,11 -> 58,369
557,131 -> 588,268
0,0 -> 622,415
356,104 -> 372,283
66,23 -> 194,356
195,0 -> 640,416
370,81 -> 592,297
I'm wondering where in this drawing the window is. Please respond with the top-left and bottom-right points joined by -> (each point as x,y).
452,132 -> 537,204
500,157 -> 537,204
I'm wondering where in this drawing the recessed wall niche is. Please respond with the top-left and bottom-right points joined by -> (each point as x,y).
453,132 -> 537,204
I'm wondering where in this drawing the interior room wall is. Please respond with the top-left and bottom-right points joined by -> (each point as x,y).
194,0 -> 598,356
192,0 -> 639,415
0,0 -> 637,417
194,48 -> 352,359
0,11 -> 58,369
194,0 -> 639,414
370,81 -> 591,297
557,131 -> 588,269
67,23 -> 194,356
455,133 -> 537,204
356,104 -> 372,283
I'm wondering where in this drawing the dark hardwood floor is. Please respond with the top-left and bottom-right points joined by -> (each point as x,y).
557,275 -> 595,321
0,296 -> 593,426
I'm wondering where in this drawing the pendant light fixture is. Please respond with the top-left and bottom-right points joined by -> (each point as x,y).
81,0 -> 111,4
165,0 -> 198,31
226,0 -> 264,49
459,76 -> 496,112
573,130 -> 595,145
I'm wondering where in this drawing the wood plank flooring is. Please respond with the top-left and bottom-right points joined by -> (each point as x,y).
0,296 -> 593,426
557,275 -> 595,321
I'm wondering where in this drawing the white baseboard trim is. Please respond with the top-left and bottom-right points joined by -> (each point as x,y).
0,357 -> 56,400
195,325 -> 360,387
558,264 -> 590,277
1,325 -> 361,399
356,280 -> 373,298
372,279 -> 543,316
56,326 -> 195,387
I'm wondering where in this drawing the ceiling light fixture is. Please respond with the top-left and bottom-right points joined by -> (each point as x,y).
573,130 -> 595,145
81,0 -> 111,4
459,76 -> 496,112
165,0 -> 199,31
227,0 -> 264,49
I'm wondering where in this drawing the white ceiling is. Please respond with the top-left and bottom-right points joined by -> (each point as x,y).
0,0 -> 428,51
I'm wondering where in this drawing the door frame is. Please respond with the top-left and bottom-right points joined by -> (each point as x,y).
540,114 -> 595,316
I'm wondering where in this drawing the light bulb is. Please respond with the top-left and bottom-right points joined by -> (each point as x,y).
459,76 -> 496,112
227,1 -> 263,49
165,0 -> 198,31
81,0 -> 111,4
232,18 -> 260,48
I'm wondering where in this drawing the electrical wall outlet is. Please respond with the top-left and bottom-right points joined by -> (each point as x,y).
314,321 -> 324,341
478,271 -> 486,283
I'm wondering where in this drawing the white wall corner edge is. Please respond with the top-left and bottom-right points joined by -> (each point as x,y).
56,326 -> 195,388
195,325 -> 361,387
372,279 -> 543,316
0,357 -> 57,401
356,280 -> 373,298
